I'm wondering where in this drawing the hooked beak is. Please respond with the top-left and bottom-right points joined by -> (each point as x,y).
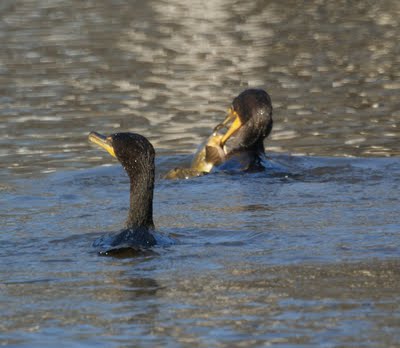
219,108 -> 243,146
88,132 -> 116,158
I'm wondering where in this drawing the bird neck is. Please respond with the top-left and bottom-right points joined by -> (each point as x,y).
254,139 -> 266,155
224,140 -> 266,172
126,166 -> 155,230
230,138 -> 265,156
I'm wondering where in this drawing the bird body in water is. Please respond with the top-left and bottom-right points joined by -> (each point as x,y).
88,131 -> 158,252
165,88 -> 273,179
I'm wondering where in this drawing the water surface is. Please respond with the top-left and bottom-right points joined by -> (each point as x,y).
1,0 -> 400,347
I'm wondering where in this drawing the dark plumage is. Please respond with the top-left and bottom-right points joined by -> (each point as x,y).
164,88 -> 273,179
88,132 -> 157,250
218,88 -> 273,171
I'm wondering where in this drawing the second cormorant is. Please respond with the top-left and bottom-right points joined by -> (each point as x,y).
165,88 -> 273,178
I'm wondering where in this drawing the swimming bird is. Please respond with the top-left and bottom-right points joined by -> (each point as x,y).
217,88 -> 273,172
88,131 -> 157,251
164,88 -> 273,178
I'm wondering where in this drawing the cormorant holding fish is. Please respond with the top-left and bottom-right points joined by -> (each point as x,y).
89,131 -> 158,252
218,88 -> 273,171
165,88 -> 273,179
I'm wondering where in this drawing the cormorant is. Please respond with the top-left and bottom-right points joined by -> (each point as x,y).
165,88 -> 273,179
217,88 -> 273,172
89,131 -> 157,252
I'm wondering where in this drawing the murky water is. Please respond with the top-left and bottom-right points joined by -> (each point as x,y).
1,0 -> 400,346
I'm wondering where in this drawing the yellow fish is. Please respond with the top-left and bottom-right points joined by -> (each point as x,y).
190,131 -> 225,173
164,131 -> 225,179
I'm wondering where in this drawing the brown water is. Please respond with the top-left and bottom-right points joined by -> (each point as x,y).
1,0 -> 400,347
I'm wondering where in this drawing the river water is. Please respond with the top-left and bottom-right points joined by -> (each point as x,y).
1,0 -> 400,347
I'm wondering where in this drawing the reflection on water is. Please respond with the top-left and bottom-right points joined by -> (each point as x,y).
1,0 -> 399,179
1,0 -> 400,347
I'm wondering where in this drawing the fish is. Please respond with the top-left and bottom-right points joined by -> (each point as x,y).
190,131 -> 226,173
164,129 -> 226,179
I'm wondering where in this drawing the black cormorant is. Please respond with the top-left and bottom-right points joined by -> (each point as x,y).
217,88 -> 273,171
89,131 -> 157,251
165,88 -> 273,179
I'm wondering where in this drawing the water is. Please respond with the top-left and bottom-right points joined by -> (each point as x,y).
1,0 -> 400,346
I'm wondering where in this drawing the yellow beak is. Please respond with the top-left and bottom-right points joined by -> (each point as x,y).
88,132 -> 116,158
220,108 -> 243,146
